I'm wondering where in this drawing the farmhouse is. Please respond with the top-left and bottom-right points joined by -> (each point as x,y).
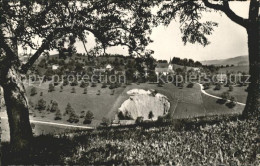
105,64 -> 113,71
216,73 -> 227,83
155,63 -> 175,75
52,64 -> 59,70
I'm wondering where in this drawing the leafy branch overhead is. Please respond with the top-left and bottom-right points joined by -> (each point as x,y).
0,0 -> 157,74
157,0 -> 251,46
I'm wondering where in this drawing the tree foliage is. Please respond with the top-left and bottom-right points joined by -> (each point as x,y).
83,110 -> 94,124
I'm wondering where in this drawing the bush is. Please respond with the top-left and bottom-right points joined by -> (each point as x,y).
63,79 -> 69,86
60,85 -> 63,92
214,83 -> 221,90
109,83 -> 116,89
80,111 -> 85,118
71,87 -> 76,93
148,111 -> 154,120
91,83 -> 97,87
28,100 -> 34,108
227,96 -> 237,108
50,101 -> 59,113
54,109 -> 62,120
157,83 -> 164,87
101,117 -> 110,127
221,91 -> 230,101
117,111 -> 125,120
110,90 -> 115,95
203,83 -> 210,90
83,111 -> 94,124
30,87 -> 37,96
64,103 -> 73,116
37,99 -> 46,111
40,92 -> 43,96
187,82 -> 194,88
101,83 -> 107,88
229,85 -> 234,92
67,112 -> 79,123
83,88 -> 87,94
117,111 -> 133,120
80,81 -> 87,88
135,116 -> 144,124
48,83 -> 55,92
70,79 -> 78,86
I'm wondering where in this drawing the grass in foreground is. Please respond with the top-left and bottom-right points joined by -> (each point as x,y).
2,116 -> 259,165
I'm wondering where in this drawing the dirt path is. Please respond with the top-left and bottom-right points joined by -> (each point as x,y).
0,113 -> 94,129
198,83 -> 246,106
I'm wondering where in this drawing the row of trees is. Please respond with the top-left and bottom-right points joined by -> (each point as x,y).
171,57 -> 202,67
34,99 -> 95,124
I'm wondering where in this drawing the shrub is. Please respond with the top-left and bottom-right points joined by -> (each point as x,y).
187,82 -> 194,88
54,109 -> 62,120
117,111 -> 125,120
80,81 -> 87,88
64,103 -> 73,116
109,83 -> 116,89
214,83 -> 221,90
148,111 -> 154,120
91,83 -> 97,87
80,111 -> 85,118
101,117 -> 110,127
71,87 -> 76,93
40,92 -> 43,96
157,83 -> 164,87
83,87 -> 87,94
110,90 -> 115,95
135,116 -> 144,124
101,83 -> 107,88
221,91 -> 230,101
30,87 -> 37,96
229,85 -> 234,92
67,112 -> 79,123
70,79 -> 78,86
227,96 -> 237,108
83,111 -> 94,124
63,79 -> 69,86
179,82 -> 184,88
37,99 -> 46,111
48,83 -> 55,92
118,111 -> 133,120
50,101 -> 59,113
203,83 -> 210,90
60,85 -> 63,92
28,100 -> 34,108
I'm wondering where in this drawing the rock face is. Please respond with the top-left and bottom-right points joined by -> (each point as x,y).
118,89 -> 170,120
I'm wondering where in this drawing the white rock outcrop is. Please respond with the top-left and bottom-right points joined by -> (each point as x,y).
119,89 -> 170,120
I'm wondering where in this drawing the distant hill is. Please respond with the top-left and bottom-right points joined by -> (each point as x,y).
201,55 -> 248,66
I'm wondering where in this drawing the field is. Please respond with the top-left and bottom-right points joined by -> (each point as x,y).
1,82 -> 245,142
205,85 -> 248,103
218,65 -> 249,73
25,82 -> 126,126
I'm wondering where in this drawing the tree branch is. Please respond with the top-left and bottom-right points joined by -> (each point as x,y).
202,0 -> 249,28
20,31 -> 56,73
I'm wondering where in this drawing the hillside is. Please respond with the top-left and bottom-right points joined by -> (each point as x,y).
201,55 -> 248,66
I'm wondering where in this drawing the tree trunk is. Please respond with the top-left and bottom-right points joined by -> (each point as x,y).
1,66 -> 33,151
242,19 -> 260,118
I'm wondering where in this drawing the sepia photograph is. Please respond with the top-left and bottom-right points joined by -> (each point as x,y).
0,0 -> 259,165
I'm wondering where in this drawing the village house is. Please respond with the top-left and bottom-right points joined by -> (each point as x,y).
52,64 -> 59,70
105,64 -> 113,71
216,73 -> 227,83
155,63 -> 175,76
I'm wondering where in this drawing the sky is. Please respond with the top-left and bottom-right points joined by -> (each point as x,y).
23,1 -> 250,62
